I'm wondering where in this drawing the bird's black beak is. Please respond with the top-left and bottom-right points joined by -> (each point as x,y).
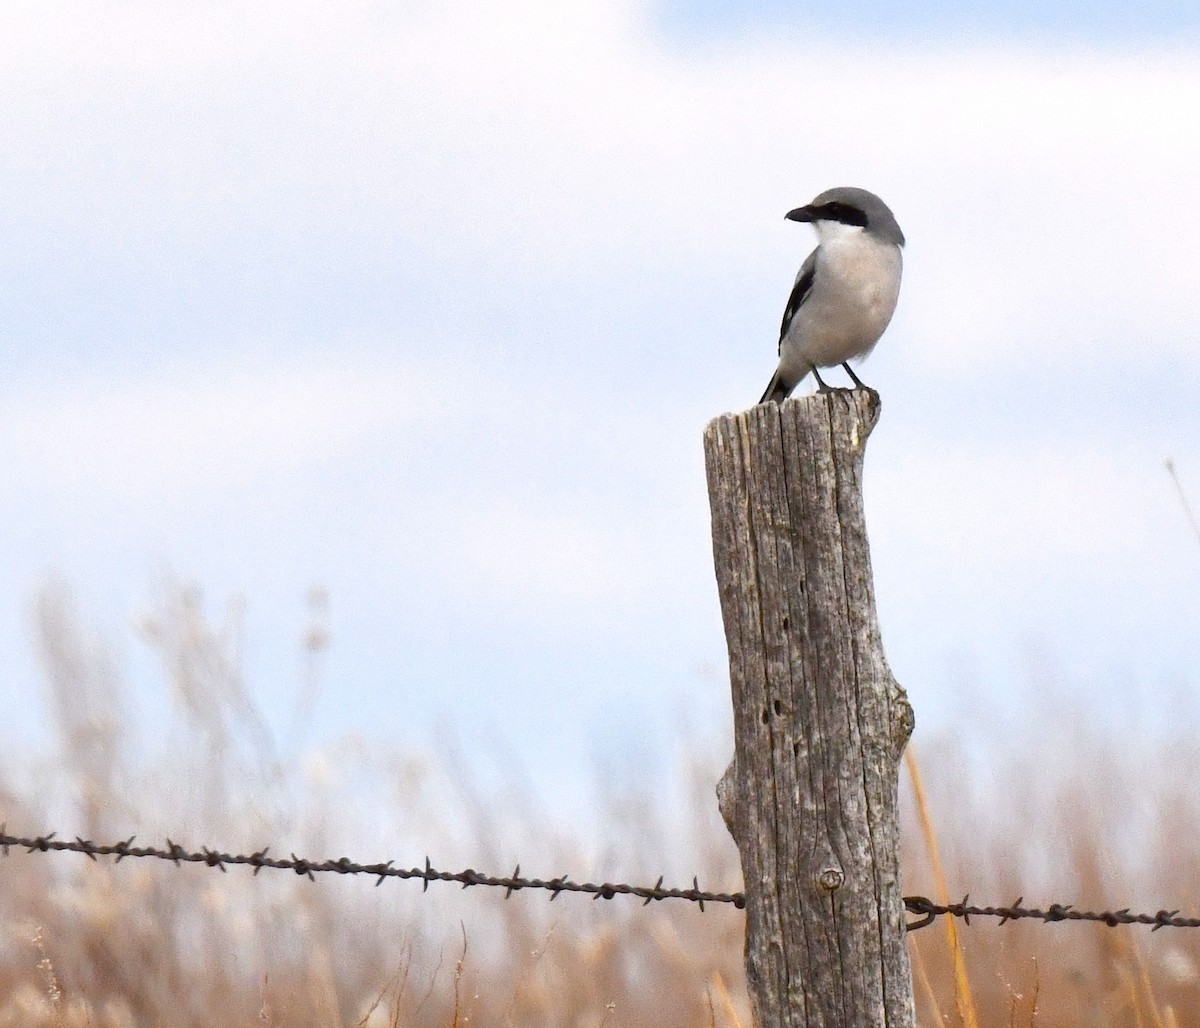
785,205 -> 816,223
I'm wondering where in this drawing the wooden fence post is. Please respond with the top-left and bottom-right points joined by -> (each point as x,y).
703,391 -> 916,1027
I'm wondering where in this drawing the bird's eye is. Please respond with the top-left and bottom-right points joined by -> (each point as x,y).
822,202 -> 868,227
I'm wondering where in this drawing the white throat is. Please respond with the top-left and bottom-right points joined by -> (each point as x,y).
812,220 -> 868,245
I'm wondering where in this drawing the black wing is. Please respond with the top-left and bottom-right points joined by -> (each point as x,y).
778,251 -> 817,353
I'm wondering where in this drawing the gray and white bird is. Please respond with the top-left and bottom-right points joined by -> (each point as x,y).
759,186 -> 905,404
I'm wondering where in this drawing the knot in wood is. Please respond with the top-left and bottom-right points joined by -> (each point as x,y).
817,866 -> 844,892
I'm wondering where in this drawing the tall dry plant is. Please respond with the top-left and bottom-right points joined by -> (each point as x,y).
2,580 -> 1199,1026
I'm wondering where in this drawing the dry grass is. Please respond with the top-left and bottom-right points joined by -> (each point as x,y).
2,583 -> 1199,1026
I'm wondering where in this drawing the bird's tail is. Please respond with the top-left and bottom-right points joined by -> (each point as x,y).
758,365 -> 807,405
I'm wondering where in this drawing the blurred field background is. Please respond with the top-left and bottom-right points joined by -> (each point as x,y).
3,582 -> 1200,1027
4,3 -> 1200,1025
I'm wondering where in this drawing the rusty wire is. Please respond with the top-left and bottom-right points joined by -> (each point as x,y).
0,827 -> 741,909
902,895 -> 1200,932
4,827 -> 1198,932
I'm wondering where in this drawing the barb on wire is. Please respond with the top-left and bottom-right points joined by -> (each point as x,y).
902,895 -> 1200,932
4,827 -> 1198,932
0,827 -> 743,908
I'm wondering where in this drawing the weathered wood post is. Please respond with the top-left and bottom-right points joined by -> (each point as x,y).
704,391 -> 915,1027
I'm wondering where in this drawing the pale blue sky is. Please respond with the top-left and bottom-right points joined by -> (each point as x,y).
660,0 -> 1200,39
2,0 -> 1199,813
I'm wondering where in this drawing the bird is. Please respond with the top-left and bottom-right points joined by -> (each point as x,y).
759,187 -> 905,404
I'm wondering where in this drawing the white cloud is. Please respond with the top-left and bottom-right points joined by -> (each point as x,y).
459,501 -> 646,607
1,0 -> 1199,755
4,1 -> 1197,509
871,441 -> 1178,567
0,359 -> 443,497
4,0 -> 1198,377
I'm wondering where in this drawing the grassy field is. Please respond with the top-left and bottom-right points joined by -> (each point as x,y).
2,585 -> 1198,1026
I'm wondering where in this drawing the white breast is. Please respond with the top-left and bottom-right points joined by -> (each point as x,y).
785,232 -> 902,370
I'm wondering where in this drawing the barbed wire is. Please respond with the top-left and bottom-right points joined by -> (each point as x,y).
0,827 -> 741,909
4,827 -> 1198,932
902,895 -> 1200,932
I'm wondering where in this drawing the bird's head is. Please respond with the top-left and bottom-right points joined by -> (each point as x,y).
786,187 -> 905,247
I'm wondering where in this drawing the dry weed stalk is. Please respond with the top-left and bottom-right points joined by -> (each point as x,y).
3,583 -> 1200,1026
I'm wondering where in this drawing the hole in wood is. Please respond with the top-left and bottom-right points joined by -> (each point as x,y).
817,867 -> 845,892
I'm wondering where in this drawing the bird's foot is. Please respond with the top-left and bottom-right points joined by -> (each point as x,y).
841,362 -> 868,390
811,365 -> 834,393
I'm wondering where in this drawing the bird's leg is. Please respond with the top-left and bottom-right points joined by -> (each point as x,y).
810,365 -> 833,393
841,362 -> 867,389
